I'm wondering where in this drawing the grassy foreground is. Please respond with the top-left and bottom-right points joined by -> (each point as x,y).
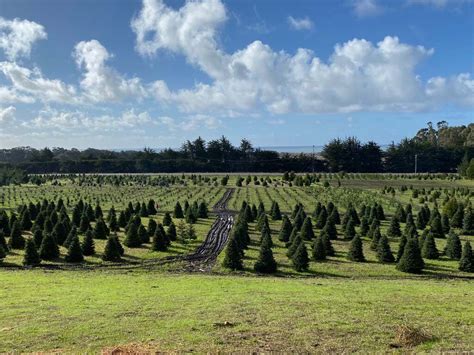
1,270 -> 473,353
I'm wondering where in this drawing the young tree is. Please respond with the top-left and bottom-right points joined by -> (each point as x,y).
397,238 -> 424,274
271,201 -> 282,220
321,232 -> 335,256
65,236 -> 84,263
167,222 -> 177,241
22,239 -> 41,266
187,224 -> 197,241
63,226 -> 78,248
430,215 -> 445,239
445,230 -> 462,260
463,208 -> 474,235
93,217 -> 109,240
102,235 -> 121,262
147,218 -> 157,237
300,217 -> 315,241
292,242 -> 309,272
312,235 -> 326,261
151,225 -> 168,251
376,235 -> 395,263
222,236 -> 243,270
459,241 -> 474,272
162,212 -> 172,226
123,223 -> 142,248
173,202 -> 184,219
39,233 -> 60,260
138,224 -> 149,244
254,239 -> 277,273
8,221 -> 25,249
347,235 -> 365,262
396,234 -> 408,262
370,226 -> 382,251
0,230 -> 8,252
421,233 -> 439,259
81,230 -> 95,256
387,216 -> 401,238
344,218 -> 356,240
278,216 -> 292,242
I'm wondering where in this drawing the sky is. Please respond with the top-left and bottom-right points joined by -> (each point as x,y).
0,0 -> 473,150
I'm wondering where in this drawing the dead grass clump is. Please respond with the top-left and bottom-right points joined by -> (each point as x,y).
391,325 -> 432,348
101,342 -> 159,355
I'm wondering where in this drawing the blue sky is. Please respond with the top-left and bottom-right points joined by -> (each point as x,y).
0,0 -> 472,149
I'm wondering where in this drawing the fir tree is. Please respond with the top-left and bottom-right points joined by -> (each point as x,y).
254,239 -> 277,273
8,221 -> 25,249
151,225 -> 168,251
167,222 -> 177,241
396,234 -> 408,262
344,218 -> 356,240
33,229 -> 43,248
124,223 -> 142,247
451,205 -> 464,228
462,208 -> 474,235
0,244 -> 6,263
20,210 -> 32,231
63,226 -> 78,248
198,202 -> 208,218
321,232 -> 335,256
286,233 -> 302,258
300,217 -> 315,241
93,217 -> 109,240
387,216 -> 401,238
292,242 -> 309,272
52,221 -> 67,246
322,218 -> 338,240
430,215 -> 445,239
441,213 -> 450,234
187,224 -> 197,240
0,230 -> 8,252
222,236 -> 243,270
22,239 -> 41,266
173,202 -> 184,219
147,218 -> 157,237
315,207 -> 328,229
39,233 -> 59,260
113,235 -> 125,256
459,241 -> 474,272
81,230 -> 95,256
102,235 -> 121,262
370,226 -> 382,251
271,202 -> 282,220
421,233 -> 439,259
65,236 -> 84,263
79,214 -> 90,234
376,235 -> 395,263
397,238 -> 424,274
444,230 -> 462,260
359,216 -> 369,237
147,199 -> 157,215
138,224 -> 149,243
278,215 -> 292,242
162,212 -> 172,226
347,235 -> 365,262
312,235 -> 326,261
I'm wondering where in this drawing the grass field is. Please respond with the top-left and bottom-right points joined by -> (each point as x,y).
1,174 -> 473,352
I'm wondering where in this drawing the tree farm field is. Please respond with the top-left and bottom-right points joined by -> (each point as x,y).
0,173 -> 473,353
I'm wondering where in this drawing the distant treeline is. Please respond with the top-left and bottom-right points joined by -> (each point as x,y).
0,122 -> 472,175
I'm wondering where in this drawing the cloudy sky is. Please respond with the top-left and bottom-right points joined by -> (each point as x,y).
0,0 -> 472,149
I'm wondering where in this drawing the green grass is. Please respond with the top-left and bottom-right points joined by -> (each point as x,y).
0,270 -> 472,353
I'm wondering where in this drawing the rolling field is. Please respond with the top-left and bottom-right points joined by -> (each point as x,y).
0,173 -> 473,352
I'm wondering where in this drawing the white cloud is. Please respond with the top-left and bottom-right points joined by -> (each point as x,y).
352,0 -> 383,17
29,108 -> 152,132
135,0 -> 473,115
74,40 -> 147,102
287,16 -> 314,31
0,86 -> 35,104
0,17 -> 47,60
0,61 -> 78,104
0,105 -> 15,125
407,0 -> 473,7
158,114 -> 221,131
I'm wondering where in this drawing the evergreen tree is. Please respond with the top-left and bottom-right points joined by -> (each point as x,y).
173,202 -> 184,218
113,234 -> 125,256
271,202 -> 282,220
451,205 -> 464,228
63,226 -> 78,248
315,207 -> 328,229
254,239 -> 277,273
0,230 -> 8,252
347,235 -> 365,262
344,218 -> 356,240
222,236 -> 243,270
81,230 -> 95,256
108,213 -> 119,232
20,210 -> 32,231
396,234 -> 408,262
187,224 -> 197,241
376,235 -> 395,263
300,217 -> 315,241
79,214 -> 90,234
397,238 -> 424,274
292,242 -> 309,272
278,215 -> 292,242
445,230 -> 462,260
102,235 -> 121,262
286,233 -> 302,258
421,233 -> 439,259
124,223 -> 142,248
459,241 -> 474,272
312,235 -> 326,261
322,218 -> 338,240
162,212 -> 172,226
151,225 -> 168,251
167,222 -> 177,241
0,244 -> 5,263
198,202 -> 208,218
359,216 -> 369,237
93,217 -> 109,240
138,224 -> 149,243
39,233 -> 59,260
65,236 -> 84,263
387,216 -> 401,238
369,226 -> 382,251
8,221 -> 25,249
147,218 -> 157,237
33,229 -> 43,248
185,207 -> 197,224
321,232 -> 335,256
330,207 -> 341,224
430,215 -> 445,239
147,199 -> 157,215
441,213 -> 450,234
462,208 -> 474,235
52,221 -> 67,245
22,239 -> 41,266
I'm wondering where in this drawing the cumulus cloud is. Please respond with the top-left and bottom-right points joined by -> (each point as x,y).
353,0 -> 383,17
0,105 -> 15,125
0,86 -> 35,104
0,61 -> 78,104
0,17 -> 47,60
287,16 -> 314,30
74,40 -> 147,102
158,114 -> 221,131
133,0 -> 473,115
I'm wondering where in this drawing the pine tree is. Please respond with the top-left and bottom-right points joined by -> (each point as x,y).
102,235 -> 121,262
312,235 -> 326,261
451,205 -> 464,228
292,242 -> 309,272
321,232 -> 335,256
421,233 -> 439,259
63,226 -> 78,248
147,199 -> 157,215
445,230 -> 462,260
147,218 -> 157,237
81,230 -> 95,256
370,226 -> 382,251
0,244 -> 6,263
396,234 -> 408,262
441,213 -> 450,234
387,216 -> 401,238
22,239 -> 41,266
187,224 -> 197,240
173,202 -> 184,219
462,208 -> 474,235
151,225 -> 168,251
397,238 -> 424,274
430,215 -> 445,239
254,239 -> 277,273
300,217 -> 315,241
39,233 -> 60,260
79,214 -> 91,234
322,218 -> 338,240
359,216 -> 369,237
138,224 -> 149,243
271,202 -> 282,220
33,229 -> 43,248
344,218 -> 356,240
167,222 -> 177,241
65,236 -> 84,263
8,221 -> 25,249
20,210 -> 32,231
198,202 -> 208,218
163,212 -> 172,226
222,236 -> 243,270
278,216 -> 292,242
113,235 -> 125,256
0,230 -> 8,252
376,235 -> 395,263
52,221 -> 67,246
347,235 -> 365,262
459,241 -> 474,272
124,223 -> 142,247
286,233 -> 302,258
93,217 -> 109,240
315,207 -> 328,229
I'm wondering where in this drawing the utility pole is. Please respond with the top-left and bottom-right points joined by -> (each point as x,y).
414,154 -> 418,174
312,145 -> 315,173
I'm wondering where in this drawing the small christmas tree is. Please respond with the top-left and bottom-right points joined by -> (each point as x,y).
347,235 -> 365,262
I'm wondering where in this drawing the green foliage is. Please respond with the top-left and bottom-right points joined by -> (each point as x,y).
102,235 -> 121,262
39,233 -> 60,260
81,230 -> 95,256
22,239 -> 41,266
292,242 -> 309,272
347,235 -> 365,262
421,233 -> 439,260
124,223 -> 142,248
222,236 -> 243,270
312,235 -> 326,261
444,230 -> 462,260
254,239 -> 277,273
376,235 -> 395,263
459,241 -> 474,272
65,236 -> 84,263
8,221 -> 25,249
151,224 -> 168,251
397,238 -> 424,274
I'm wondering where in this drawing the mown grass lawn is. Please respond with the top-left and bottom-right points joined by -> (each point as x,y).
0,270 -> 473,353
